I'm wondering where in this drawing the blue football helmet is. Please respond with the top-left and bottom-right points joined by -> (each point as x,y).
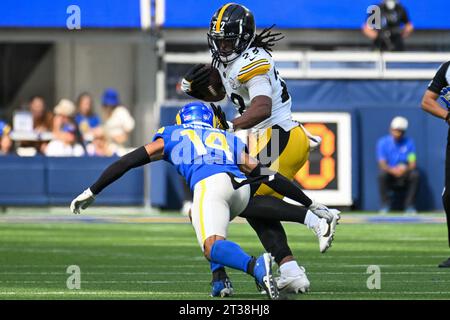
176,102 -> 217,127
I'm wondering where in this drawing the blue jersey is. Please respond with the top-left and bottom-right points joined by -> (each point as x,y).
75,113 -> 101,132
377,135 -> 417,167
152,124 -> 247,190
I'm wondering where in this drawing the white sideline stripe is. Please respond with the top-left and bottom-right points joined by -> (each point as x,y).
0,264 -> 446,271
0,291 -> 449,296
1,257 -> 449,267
2,279 -> 450,284
2,271 -> 450,275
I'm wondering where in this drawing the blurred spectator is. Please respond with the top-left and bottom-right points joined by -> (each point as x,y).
377,116 -> 419,214
363,0 -> 414,51
0,120 -> 14,155
20,95 -> 53,154
45,123 -> 85,157
101,88 -> 135,147
86,128 -> 118,157
28,95 -> 53,132
75,92 -> 101,142
52,98 -> 84,143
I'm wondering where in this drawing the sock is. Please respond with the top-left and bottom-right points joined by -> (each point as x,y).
210,262 -> 227,281
210,261 -> 224,273
279,260 -> 302,278
304,210 -> 320,229
210,240 -> 252,273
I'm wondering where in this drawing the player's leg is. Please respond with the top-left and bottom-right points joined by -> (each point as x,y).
439,138 -> 450,268
246,218 -> 309,294
240,195 -> 338,254
403,170 -> 419,213
246,125 -> 324,293
249,125 -> 310,197
191,174 -> 278,299
378,171 -> 392,213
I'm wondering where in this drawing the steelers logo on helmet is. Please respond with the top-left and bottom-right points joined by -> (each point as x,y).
208,3 -> 256,64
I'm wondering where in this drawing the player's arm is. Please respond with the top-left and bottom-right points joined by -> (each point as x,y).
422,62 -> 450,122
70,139 -> 164,214
421,90 -> 448,121
238,152 -> 332,219
231,75 -> 272,130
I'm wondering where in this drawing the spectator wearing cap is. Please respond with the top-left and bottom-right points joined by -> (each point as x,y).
45,122 -> 85,157
52,98 -> 83,143
46,99 -> 85,157
377,116 -> 419,213
74,92 -> 101,142
0,120 -> 13,155
101,88 -> 135,147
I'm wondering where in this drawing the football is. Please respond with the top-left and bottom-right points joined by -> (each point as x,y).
202,64 -> 226,102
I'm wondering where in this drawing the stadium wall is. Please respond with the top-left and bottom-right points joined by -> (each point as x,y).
0,157 -> 144,206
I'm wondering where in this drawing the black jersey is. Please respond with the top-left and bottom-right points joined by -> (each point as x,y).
428,61 -> 450,94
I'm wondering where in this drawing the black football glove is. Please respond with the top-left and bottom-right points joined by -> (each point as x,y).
181,64 -> 211,100
210,103 -> 229,130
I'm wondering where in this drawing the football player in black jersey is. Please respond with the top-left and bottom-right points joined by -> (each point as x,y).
421,61 -> 450,267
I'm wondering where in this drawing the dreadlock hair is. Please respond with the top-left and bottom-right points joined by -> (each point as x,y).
211,24 -> 284,68
250,24 -> 284,56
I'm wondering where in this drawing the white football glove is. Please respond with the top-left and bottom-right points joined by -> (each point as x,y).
308,201 -> 335,222
70,188 -> 96,214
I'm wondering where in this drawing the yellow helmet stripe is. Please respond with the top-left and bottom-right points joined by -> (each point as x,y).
216,3 -> 233,32
239,59 -> 269,73
176,113 -> 181,125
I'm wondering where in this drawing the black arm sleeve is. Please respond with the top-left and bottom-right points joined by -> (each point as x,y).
428,61 -> 450,94
90,146 -> 151,195
249,163 -> 313,207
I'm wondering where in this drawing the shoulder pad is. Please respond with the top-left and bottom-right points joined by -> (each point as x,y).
236,49 -> 272,83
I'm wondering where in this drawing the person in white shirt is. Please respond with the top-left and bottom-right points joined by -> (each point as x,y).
45,123 -> 85,157
101,88 -> 135,147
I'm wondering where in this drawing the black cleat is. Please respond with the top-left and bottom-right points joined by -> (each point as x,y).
438,258 -> 450,268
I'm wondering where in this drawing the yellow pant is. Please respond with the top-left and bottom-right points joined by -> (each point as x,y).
249,125 -> 310,198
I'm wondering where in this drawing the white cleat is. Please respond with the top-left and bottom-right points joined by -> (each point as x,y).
276,267 -> 310,294
313,210 -> 340,253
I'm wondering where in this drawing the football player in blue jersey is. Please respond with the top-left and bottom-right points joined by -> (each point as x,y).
70,101 -> 338,299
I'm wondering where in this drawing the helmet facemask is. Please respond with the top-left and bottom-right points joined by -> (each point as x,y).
207,4 -> 256,64
208,30 -> 254,64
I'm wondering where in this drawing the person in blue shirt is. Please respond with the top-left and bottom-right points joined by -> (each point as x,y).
74,92 -> 101,142
70,101 -> 339,300
377,116 -> 419,213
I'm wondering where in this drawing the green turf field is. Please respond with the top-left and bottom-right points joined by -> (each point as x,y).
1,212 -> 450,300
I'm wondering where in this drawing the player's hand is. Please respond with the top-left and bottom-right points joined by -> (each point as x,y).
70,188 -> 96,214
181,64 -> 210,98
308,201 -> 334,222
210,103 -> 230,130
440,86 -> 450,109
